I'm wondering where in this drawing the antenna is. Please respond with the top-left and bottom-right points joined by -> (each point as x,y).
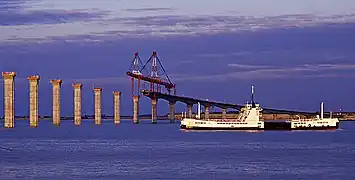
197,102 -> 201,119
251,85 -> 256,107
321,101 -> 324,119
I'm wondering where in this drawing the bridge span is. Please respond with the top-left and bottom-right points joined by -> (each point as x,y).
140,89 -> 318,123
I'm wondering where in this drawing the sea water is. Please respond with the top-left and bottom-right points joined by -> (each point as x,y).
1,120 -> 355,180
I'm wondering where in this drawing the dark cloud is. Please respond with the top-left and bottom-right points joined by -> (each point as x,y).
0,9 -> 106,26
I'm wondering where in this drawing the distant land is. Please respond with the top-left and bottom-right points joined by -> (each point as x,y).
4,111 -> 355,121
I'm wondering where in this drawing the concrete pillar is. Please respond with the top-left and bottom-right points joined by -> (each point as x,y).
50,79 -> 62,126
133,95 -> 139,124
28,75 -> 39,127
73,83 -> 82,126
187,104 -> 193,118
2,72 -> 16,128
222,108 -> 227,119
113,91 -> 121,124
205,106 -> 210,120
94,88 -> 102,125
151,97 -> 157,124
169,101 -> 175,123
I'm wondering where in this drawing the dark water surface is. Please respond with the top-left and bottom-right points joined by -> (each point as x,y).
1,120 -> 355,180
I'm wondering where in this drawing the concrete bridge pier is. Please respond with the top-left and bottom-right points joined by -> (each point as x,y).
133,95 -> 140,124
113,91 -> 121,124
169,101 -> 175,123
151,97 -> 157,124
204,106 -> 210,120
28,75 -> 40,127
73,83 -> 82,126
51,79 -> 62,126
2,72 -> 16,128
222,108 -> 227,119
94,88 -> 102,125
187,104 -> 193,118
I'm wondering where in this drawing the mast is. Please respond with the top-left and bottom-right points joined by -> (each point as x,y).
197,102 -> 201,119
251,85 -> 256,107
321,101 -> 324,119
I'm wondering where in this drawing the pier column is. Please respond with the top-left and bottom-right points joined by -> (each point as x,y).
28,75 -> 39,127
73,83 -> 82,126
133,95 -> 139,124
133,95 -> 140,124
151,97 -> 157,124
169,101 -> 175,123
222,108 -> 227,119
187,104 -> 193,118
204,106 -> 210,120
94,88 -> 102,125
113,91 -> 121,124
51,79 -> 62,126
2,72 -> 16,128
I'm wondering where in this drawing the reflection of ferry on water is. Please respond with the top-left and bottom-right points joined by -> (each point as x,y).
180,86 -> 339,131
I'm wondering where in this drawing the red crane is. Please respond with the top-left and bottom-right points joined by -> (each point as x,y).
126,51 -> 176,97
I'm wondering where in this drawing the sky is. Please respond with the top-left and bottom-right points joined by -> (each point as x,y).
1,0 -> 355,117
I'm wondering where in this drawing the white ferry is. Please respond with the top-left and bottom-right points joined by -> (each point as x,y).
180,86 -> 340,131
180,86 -> 264,130
290,102 -> 339,130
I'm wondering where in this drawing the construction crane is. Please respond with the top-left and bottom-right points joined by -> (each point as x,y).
126,51 -> 176,97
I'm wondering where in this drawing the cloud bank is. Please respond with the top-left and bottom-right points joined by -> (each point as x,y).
1,0 -> 355,43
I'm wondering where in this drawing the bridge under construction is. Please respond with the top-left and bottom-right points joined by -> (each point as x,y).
0,51 -> 333,128
126,51 -> 321,124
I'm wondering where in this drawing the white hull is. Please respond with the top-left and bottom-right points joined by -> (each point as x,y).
180,100 -> 264,130
180,118 -> 264,130
291,118 -> 339,129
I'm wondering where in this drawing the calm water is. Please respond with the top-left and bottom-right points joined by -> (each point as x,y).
1,120 -> 355,180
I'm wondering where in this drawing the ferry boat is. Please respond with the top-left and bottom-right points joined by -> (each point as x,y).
180,86 -> 264,130
180,86 -> 340,131
289,102 -> 339,130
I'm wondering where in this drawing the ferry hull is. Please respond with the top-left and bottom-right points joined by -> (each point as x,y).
290,122 -> 339,130
180,122 -> 339,131
180,124 -> 262,130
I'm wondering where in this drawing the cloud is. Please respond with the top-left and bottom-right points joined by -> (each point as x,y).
2,12 -> 355,43
171,63 -> 355,82
227,64 -> 274,69
124,7 -> 175,12
0,9 -> 106,26
0,0 -> 24,11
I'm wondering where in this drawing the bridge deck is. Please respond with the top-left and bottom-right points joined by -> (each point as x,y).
141,90 -> 243,109
141,90 -> 318,116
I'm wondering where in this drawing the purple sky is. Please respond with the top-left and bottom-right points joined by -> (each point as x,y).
1,0 -> 355,116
